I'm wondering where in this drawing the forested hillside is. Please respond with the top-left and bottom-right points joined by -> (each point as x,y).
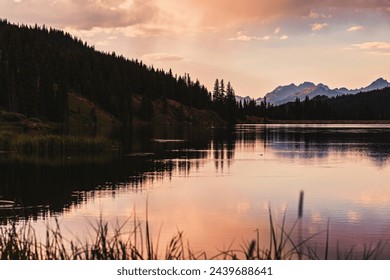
0,20 -> 213,125
1,20 -> 389,125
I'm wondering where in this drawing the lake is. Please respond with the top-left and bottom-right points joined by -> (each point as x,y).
1,124 -> 390,259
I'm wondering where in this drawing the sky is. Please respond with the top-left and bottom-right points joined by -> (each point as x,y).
1,0 -> 390,98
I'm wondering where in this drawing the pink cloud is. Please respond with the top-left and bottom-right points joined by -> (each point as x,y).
1,0 -> 389,35
228,31 -> 272,41
142,53 -> 186,62
347,25 -> 363,32
311,22 -> 329,31
352,41 -> 390,53
176,0 -> 389,26
228,31 -> 288,42
1,0 -> 160,30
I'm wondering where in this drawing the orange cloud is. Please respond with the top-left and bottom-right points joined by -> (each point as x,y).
311,22 -> 329,31
171,0 -> 389,27
228,31 -> 288,42
1,0 -> 160,30
142,53 -> 186,62
347,25 -> 363,32
2,0 -> 389,35
352,41 -> 390,53
228,31 -> 271,41
303,10 -> 332,19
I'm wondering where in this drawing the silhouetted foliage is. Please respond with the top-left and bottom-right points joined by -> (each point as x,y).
5,20 -> 385,124
138,95 -> 154,121
211,78 -> 239,123
0,20 -> 216,124
265,87 -> 390,120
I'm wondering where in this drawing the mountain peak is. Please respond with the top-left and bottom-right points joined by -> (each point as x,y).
362,78 -> 390,92
262,77 -> 390,105
299,82 -> 315,87
370,77 -> 389,86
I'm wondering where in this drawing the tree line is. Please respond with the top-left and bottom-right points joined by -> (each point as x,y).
1,19 -> 389,124
242,88 -> 390,121
0,20 -> 215,124
0,19 -> 272,125
267,88 -> 390,120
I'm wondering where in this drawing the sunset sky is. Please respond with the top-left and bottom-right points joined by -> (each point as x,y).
1,0 -> 390,98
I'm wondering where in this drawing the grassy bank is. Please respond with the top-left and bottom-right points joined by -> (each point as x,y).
0,132 -> 113,156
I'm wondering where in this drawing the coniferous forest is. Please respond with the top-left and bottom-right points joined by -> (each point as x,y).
1,19 -> 390,126
248,89 -> 390,121
0,20 -> 216,125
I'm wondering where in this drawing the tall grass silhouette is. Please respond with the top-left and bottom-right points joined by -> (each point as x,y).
0,194 -> 387,260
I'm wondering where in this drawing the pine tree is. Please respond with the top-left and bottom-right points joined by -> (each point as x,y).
225,81 -> 238,122
0,21 -> 218,124
220,79 -> 225,98
212,79 -> 220,102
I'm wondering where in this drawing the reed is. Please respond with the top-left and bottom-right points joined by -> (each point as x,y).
0,214 -> 188,260
0,199 -> 387,260
0,132 -> 112,156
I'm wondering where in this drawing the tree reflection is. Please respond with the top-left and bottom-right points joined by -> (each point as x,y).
1,124 -> 390,222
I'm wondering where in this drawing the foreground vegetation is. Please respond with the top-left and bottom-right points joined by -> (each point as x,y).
0,131 -> 113,156
0,208 -> 386,260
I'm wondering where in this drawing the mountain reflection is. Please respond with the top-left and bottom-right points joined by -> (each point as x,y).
1,124 -> 390,221
253,125 -> 390,165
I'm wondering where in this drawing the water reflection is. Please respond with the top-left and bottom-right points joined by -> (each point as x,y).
0,125 -> 215,220
236,124 -> 390,165
1,124 -> 390,259
212,127 -> 236,171
2,124 -> 390,217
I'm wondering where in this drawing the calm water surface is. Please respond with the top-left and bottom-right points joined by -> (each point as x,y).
1,124 -> 390,259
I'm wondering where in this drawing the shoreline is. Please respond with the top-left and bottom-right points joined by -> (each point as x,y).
263,119 -> 390,125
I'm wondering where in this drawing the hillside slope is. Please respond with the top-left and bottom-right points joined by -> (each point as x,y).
0,20 -> 214,126
67,92 -> 224,127
131,95 -> 223,126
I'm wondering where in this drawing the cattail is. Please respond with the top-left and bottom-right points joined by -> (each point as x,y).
298,191 -> 304,219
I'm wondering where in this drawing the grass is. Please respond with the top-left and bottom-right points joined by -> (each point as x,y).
67,92 -> 119,127
0,212 -> 193,260
0,131 -> 114,156
0,203 -> 387,260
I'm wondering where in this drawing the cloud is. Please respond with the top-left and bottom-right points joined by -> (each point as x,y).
1,0 -> 161,30
1,0 -> 389,37
274,27 -> 281,34
228,31 -> 271,41
228,31 -> 289,42
351,41 -> 390,54
142,53 -> 186,62
347,25 -> 363,32
311,22 -> 328,31
172,0 -> 390,27
303,10 -> 332,19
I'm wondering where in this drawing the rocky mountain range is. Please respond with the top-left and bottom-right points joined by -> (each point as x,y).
236,78 -> 390,106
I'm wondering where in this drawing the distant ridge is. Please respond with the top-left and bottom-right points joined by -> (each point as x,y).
236,78 -> 390,106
